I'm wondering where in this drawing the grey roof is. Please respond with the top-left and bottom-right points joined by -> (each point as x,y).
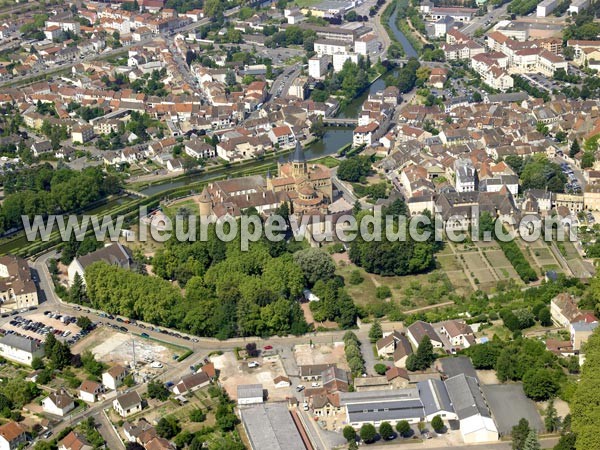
417,379 -> 454,416
339,387 -> 420,405
439,356 -> 478,381
571,321 -> 599,332
291,140 -> 305,163
237,384 -> 264,399
115,391 -> 142,409
346,398 -> 424,423
240,403 -> 305,450
485,92 -> 528,104
77,243 -> 133,270
445,374 -> 490,420
0,334 -> 43,354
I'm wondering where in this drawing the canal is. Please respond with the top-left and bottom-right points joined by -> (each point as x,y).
388,2 -> 418,58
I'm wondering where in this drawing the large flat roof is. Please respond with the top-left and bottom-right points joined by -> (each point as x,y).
240,403 -> 306,450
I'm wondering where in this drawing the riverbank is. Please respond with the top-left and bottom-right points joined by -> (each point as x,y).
386,0 -> 418,58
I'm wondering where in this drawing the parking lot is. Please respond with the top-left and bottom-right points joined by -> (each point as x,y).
0,311 -> 82,347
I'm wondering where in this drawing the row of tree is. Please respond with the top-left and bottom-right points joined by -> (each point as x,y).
0,164 -> 122,232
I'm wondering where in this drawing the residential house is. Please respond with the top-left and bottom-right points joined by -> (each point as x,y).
311,392 -> 342,417
79,380 -> 104,403
438,320 -> 475,350
570,320 -> 598,351
0,254 -> 39,310
0,422 -> 26,450
273,376 -> 291,389
67,243 -> 134,286
300,364 -> 336,381
550,293 -> 581,328
376,331 -> 414,368
42,389 -> 75,417
58,431 -> 93,450
321,366 -> 350,393
31,140 -> 53,157
113,391 -> 143,417
353,121 -> 379,147
268,126 -> 295,148
407,321 -> 443,349
123,418 -> 155,444
71,125 -> 94,144
172,372 -> 210,395
102,365 -> 128,390
455,158 -> 478,192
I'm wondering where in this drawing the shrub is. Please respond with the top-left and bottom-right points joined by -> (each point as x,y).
374,363 -> 388,375
396,420 -> 411,437
376,286 -> 392,299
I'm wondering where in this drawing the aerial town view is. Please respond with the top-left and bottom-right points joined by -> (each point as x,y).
0,0 -> 599,448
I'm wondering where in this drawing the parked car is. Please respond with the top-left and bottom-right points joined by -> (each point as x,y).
264,345 -> 273,350
296,385 -> 305,392
141,332 -> 150,338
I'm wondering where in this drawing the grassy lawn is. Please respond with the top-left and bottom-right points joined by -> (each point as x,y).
163,198 -> 200,218
311,156 -> 340,168
336,257 -> 461,312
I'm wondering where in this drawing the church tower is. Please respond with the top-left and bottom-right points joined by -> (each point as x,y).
197,187 -> 213,218
291,140 -> 307,177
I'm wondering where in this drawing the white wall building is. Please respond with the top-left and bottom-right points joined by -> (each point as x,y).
237,384 -> 264,405
0,334 -> 44,366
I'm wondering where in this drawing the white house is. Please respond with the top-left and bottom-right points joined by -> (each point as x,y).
102,365 -> 128,391
273,376 -> 291,389
79,380 -> 104,403
0,334 -> 44,366
172,372 -> 210,395
353,122 -> 379,147
42,389 -> 75,417
67,243 -> 134,286
0,422 -> 26,450
113,391 -> 143,418
237,384 -> 264,405
438,320 -> 475,350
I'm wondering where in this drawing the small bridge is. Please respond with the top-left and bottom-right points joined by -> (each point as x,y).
322,117 -> 358,127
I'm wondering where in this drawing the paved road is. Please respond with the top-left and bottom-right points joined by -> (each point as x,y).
461,3 -> 510,35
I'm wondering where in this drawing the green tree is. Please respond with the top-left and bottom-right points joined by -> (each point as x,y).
379,422 -> 393,440
538,307 -> 552,326
293,248 -> 336,285
374,363 -> 388,375
553,432 -> 576,450
148,380 -> 170,401
545,399 -> 560,433
190,408 -> 206,422
31,357 -> 44,370
512,418 -> 530,450
76,316 -> 92,331
369,320 -> 383,343
431,415 -> 444,433
523,368 -> 560,401
396,420 -> 411,437
523,429 -> 540,450
156,416 -> 181,439
360,423 -> 377,443
343,425 -> 356,442
569,139 -> 580,158
406,335 -> 435,371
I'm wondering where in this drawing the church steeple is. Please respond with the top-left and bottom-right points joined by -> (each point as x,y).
292,140 -> 307,176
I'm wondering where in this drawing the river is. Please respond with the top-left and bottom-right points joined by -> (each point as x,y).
388,3 -> 419,58
139,7 -> 418,197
